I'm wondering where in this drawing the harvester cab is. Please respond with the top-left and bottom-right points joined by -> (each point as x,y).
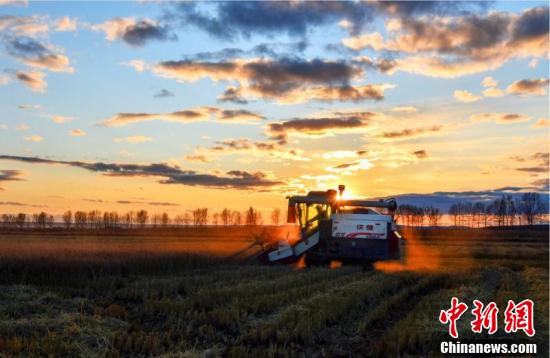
259,185 -> 402,267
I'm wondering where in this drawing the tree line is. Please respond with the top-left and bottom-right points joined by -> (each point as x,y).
1,193 -> 545,229
0,207 -> 284,229
395,193 -> 547,227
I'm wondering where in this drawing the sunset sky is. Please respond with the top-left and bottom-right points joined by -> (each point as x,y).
0,1 -> 548,216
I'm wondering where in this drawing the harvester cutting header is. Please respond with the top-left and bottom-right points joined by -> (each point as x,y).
259,185 -> 402,267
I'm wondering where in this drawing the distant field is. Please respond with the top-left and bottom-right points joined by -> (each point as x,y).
0,226 -> 547,357
0,226 -> 299,262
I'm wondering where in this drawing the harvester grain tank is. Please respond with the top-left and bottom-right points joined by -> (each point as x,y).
259,185 -> 402,267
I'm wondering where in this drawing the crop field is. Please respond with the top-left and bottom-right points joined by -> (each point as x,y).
0,226 -> 547,357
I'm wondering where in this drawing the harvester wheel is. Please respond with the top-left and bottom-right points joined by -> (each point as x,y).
361,262 -> 374,271
305,253 -> 329,267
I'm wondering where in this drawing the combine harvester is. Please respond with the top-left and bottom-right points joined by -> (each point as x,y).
259,185 -> 403,267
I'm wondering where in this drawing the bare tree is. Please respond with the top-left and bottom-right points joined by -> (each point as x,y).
1,214 -> 9,227
192,209 -> 200,227
480,196 -> 521,227
472,203 -> 485,228
245,207 -> 261,226
220,208 -> 231,226
88,210 -> 97,229
62,210 -> 72,229
415,207 -> 425,226
393,208 -> 402,226
519,193 -> 546,225
232,210 -> 243,226
103,212 -> 110,228
192,208 -> 209,227
396,205 -> 406,226
270,208 -> 281,226
15,213 -> 26,229
161,212 -> 170,227
486,200 -> 497,226
151,213 -> 161,228
34,211 -> 48,228
505,195 -> 516,226
424,206 -> 442,226
123,211 -> 134,228
136,210 -> 148,227
449,201 -> 479,227
174,214 -> 185,227
74,211 -> 87,229
497,197 -> 507,227
397,204 -> 423,226
448,204 -> 459,226
103,211 -> 119,228
88,210 -> 102,229
462,202 -> 473,227
47,214 -> 54,228
109,211 -> 120,227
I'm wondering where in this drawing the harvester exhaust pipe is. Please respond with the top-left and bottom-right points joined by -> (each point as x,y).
338,184 -> 345,198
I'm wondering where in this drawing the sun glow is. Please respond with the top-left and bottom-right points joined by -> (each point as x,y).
340,187 -> 358,200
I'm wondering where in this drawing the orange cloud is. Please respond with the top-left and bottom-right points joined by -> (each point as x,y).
141,58 -> 391,103
454,90 -> 482,103
342,32 -> 385,51
15,70 -> 46,92
100,107 -> 263,127
92,17 -> 176,47
0,155 -> 283,190
321,150 -> 367,159
192,138 -> 308,163
393,56 -> 506,78
378,125 -> 442,140
343,7 -> 549,78
24,135 -> 43,142
326,159 -> 373,174
391,106 -> 417,113
482,87 -> 505,97
185,154 -> 210,163
267,111 -> 378,143
482,76 -> 498,88
55,16 -> 77,32
6,37 -> 73,73
69,129 -> 86,137
0,74 -> 10,85
531,118 -> 549,128
506,78 -> 549,96
0,15 -> 48,36
412,150 -> 428,159
470,113 -> 532,124
267,84 -> 392,104
51,115 -> 74,124
114,135 -> 153,143
92,17 -> 137,40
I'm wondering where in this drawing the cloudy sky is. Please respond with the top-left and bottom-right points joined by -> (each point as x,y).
0,1 -> 548,214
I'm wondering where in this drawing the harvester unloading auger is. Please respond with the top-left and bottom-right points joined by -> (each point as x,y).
258,185 -> 403,267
